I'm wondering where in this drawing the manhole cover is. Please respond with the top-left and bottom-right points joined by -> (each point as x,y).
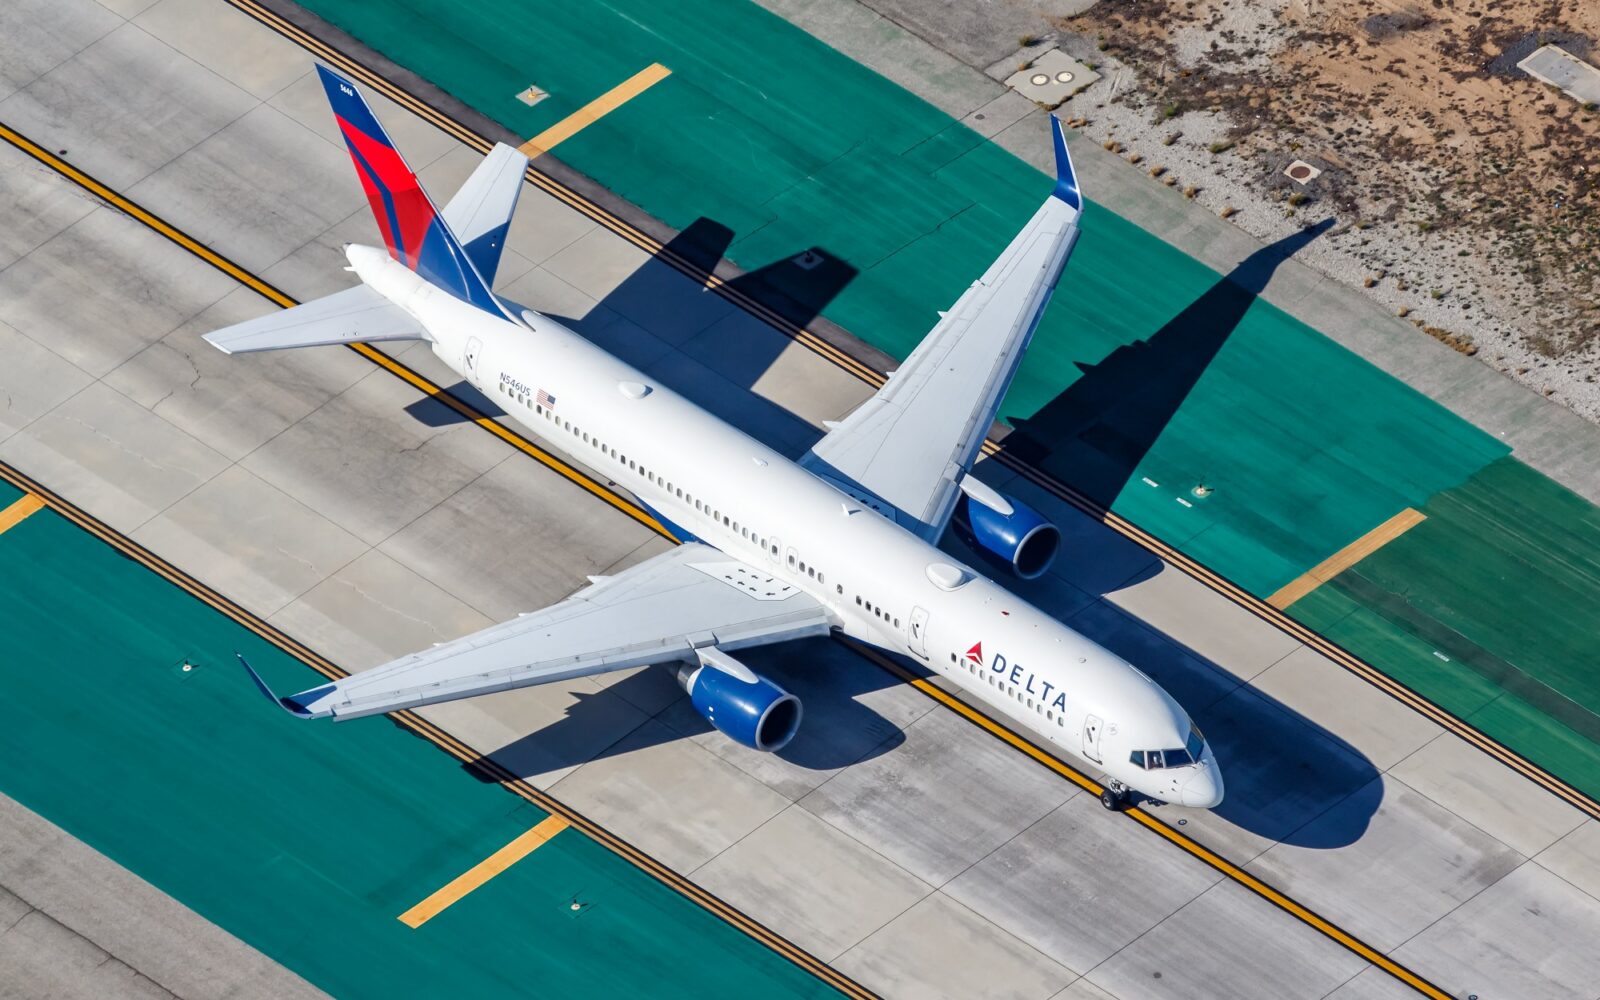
1283,159 -> 1323,184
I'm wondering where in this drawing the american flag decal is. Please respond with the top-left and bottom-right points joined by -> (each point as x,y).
536,388 -> 556,409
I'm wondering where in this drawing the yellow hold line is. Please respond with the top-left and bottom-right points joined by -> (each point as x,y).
519,64 -> 671,158
399,815 -> 570,928
0,494 -> 45,536
1268,507 -> 1426,609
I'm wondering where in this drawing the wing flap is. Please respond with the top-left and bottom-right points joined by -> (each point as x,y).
203,285 -> 424,355
269,544 -> 831,720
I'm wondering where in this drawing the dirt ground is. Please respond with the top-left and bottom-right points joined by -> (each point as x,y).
1054,0 -> 1600,414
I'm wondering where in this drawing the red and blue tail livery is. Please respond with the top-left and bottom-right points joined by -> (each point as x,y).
316,65 -> 503,316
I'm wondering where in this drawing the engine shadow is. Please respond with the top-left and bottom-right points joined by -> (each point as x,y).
1001,218 -> 1334,508
463,636 -> 907,783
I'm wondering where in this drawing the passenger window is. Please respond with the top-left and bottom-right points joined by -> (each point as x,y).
837,584 -> 844,595
788,554 -> 796,567
893,617 -> 899,628
855,596 -> 862,606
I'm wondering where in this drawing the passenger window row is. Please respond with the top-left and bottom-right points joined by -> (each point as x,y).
855,594 -> 899,628
947,651 -> 1066,727
502,384 -> 779,559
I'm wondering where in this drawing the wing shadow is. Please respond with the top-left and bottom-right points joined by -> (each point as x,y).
1002,218 -> 1334,508
461,636 -> 907,783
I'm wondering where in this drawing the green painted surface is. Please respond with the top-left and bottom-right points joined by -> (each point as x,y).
297,0 -> 1507,596
1292,457 -> 1600,798
0,503 -> 838,999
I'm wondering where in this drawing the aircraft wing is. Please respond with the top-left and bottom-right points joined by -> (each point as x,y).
243,543 -> 832,720
203,284 -> 424,355
799,117 -> 1084,540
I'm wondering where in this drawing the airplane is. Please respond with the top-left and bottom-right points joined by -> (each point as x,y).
212,65 -> 1222,812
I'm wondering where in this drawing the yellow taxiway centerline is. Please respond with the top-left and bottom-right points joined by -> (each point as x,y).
519,64 -> 672,159
400,816 -> 570,928
1268,507 -> 1426,609
0,494 -> 45,536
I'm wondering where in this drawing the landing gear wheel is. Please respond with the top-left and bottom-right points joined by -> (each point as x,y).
1099,787 -> 1126,811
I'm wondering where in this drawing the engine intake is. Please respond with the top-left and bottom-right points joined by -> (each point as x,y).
955,490 -> 1061,580
677,648 -> 802,752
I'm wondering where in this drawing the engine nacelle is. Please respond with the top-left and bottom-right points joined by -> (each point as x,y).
955,490 -> 1061,580
676,648 -> 802,752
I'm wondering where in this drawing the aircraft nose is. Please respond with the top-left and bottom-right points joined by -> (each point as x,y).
1180,766 -> 1224,809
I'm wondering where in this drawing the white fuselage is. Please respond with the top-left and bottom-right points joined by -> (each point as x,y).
353,245 -> 1222,808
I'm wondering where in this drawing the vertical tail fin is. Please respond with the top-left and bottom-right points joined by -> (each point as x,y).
315,65 -> 504,315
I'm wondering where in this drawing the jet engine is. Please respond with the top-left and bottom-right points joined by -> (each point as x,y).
954,487 -> 1061,580
676,647 -> 802,752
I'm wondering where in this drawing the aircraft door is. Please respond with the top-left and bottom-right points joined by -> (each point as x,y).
463,336 -> 484,388
1082,715 -> 1104,763
907,606 -> 929,659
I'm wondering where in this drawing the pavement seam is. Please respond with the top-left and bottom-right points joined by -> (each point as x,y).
1376,857 -> 1530,983
0,890 -> 187,1000
1380,762 -> 1560,865
99,19 -> 263,197
2,1 -> 124,105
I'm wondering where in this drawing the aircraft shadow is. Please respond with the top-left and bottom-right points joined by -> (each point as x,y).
1063,599 -> 1382,849
1001,218 -> 1335,508
464,636 -> 907,783
547,217 -> 857,457
404,378 -> 504,427
401,216 -> 855,448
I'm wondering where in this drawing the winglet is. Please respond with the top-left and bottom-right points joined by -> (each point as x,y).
236,653 -> 315,718
1050,116 -> 1082,211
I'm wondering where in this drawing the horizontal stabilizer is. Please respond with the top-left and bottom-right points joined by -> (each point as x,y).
203,285 -> 425,355
441,143 -> 529,284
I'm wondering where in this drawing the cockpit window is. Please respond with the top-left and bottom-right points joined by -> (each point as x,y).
1185,724 -> 1205,761
1133,739 -> 1202,770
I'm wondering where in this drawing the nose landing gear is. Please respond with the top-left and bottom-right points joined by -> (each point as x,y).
1098,779 -> 1128,811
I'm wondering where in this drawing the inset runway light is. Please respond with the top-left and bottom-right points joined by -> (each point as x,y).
1055,71 -> 1074,83
1030,73 -> 1051,86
